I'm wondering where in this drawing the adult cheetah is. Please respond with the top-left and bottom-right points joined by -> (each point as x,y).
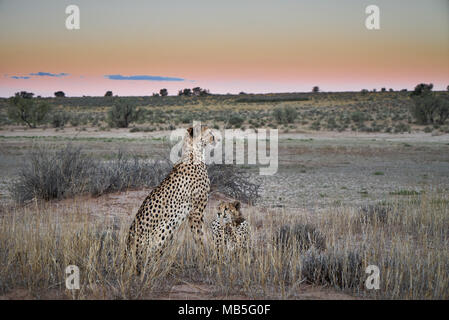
127,124 -> 216,268
211,201 -> 249,252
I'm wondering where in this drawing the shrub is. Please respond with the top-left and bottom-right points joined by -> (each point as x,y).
301,249 -> 363,289
359,204 -> 391,224
69,115 -> 81,127
208,164 -> 260,204
310,120 -> 321,131
326,118 -> 337,130
180,113 -> 194,124
8,144 -> 171,203
107,100 -> 140,128
88,150 -> 172,197
410,83 -> 449,125
350,111 -> 366,123
274,223 -> 326,252
51,111 -> 71,128
16,91 -> 34,99
272,105 -> 297,124
227,113 -> 244,128
9,144 -> 260,204
54,91 -> 65,98
283,106 -> 298,123
7,94 -> 51,128
9,144 -> 94,203
394,123 -> 410,133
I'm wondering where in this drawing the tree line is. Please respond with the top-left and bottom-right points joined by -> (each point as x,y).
5,83 -> 449,129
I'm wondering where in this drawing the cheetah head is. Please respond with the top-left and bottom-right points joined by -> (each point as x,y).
216,201 -> 244,226
186,124 -> 217,148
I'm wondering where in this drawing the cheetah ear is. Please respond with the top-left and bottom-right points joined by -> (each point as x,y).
233,201 -> 241,211
187,127 -> 194,138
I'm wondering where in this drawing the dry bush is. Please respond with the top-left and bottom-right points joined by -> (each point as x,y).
301,249 -> 363,289
8,144 -> 95,203
274,223 -> 327,253
8,144 -> 171,203
208,164 -> 260,204
358,203 -> 392,224
8,143 -> 259,204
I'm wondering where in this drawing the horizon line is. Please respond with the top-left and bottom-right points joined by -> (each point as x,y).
2,88 -> 448,99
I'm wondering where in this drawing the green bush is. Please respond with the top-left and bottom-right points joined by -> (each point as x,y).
51,111 -> 71,128
272,105 -> 297,124
410,83 -> 449,125
394,123 -> 411,133
69,115 -> 81,127
350,111 -> 366,123
107,100 -> 140,128
310,120 -> 321,131
7,93 -> 51,128
228,113 -> 244,128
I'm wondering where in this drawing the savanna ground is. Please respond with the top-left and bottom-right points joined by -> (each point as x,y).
0,91 -> 448,299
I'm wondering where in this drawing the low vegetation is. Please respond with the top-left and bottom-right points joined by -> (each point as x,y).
8,143 -> 260,204
107,100 -> 140,128
1,87 -> 447,133
6,93 -> 51,128
410,83 -> 449,125
0,193 -> 447,299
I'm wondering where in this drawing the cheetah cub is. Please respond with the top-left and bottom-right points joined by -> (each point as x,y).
211,201 -> 249,252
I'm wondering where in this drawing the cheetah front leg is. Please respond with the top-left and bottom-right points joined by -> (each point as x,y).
188,200 -> 207,256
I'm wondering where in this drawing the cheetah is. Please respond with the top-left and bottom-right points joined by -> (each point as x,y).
211,201 -> 249,252
127,124 -> 216,268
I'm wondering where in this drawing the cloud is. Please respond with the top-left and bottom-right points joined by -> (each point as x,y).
10,76 -> 30,79
104,74 -> 185,81
29,72 -> 69,77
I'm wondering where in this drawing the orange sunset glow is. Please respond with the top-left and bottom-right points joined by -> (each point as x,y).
1,0 -> 448,96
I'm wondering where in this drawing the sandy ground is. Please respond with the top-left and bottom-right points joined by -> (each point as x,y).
1,127 -> 449,209
1,126 -> 449,143
0,283 -> 357,300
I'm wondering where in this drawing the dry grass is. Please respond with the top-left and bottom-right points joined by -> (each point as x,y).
0,190 -> 448,299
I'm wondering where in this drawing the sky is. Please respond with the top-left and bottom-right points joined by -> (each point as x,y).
0,0 -> 448,97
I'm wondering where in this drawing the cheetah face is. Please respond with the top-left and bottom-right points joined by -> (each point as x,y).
216,201 -> 242,226
187,125 -> 217,148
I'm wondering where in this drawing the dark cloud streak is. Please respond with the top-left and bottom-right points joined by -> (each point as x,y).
105,74 -> 185,81
10,76 -> 30,79
29,72 -> 69,77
